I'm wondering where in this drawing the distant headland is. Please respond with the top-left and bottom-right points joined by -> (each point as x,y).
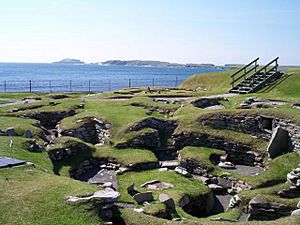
101,60 -> 223,68
52,58 -> 228,68
53,58 -> 85,65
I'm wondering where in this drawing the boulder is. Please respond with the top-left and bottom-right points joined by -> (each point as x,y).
267,126 -> 289,159
127,183 -> 135,193
133,192 -> 153,204
6,127 -> 16,136
174,166 -> 192,177
159,193 -> 175,211
291,209 -> 300,216
24,129 -> 33,138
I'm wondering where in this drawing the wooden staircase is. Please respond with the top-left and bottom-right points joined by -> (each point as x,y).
229,57 -> 283,94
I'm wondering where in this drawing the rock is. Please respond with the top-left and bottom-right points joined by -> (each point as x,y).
102,182 -> 113,189
140,180 -> 160,188
229,195 -> 241,208
127,183 -> 135,193
220,154 -> 228,162
248,195 -> 291,220
158,168 -> 168,172
287,167 -> 300,187
291,209 -> 300,216
6,127 -> 16,136
292,103 -> 300,109
133,192 -> 153,204
210,217 -> 239,222
217,177 -> 232,189
267,126 -> 289,159
297,201 -> 300,209
66,188 -> 120,204
174,166 -> 192,177
160,160 -> 178,169
218,161 -> 236,169
24,129 -> 33,138
134,208 -> 144,213
179,195 -> 190,207
208,184 -> 225,191
159,193 -> 175,211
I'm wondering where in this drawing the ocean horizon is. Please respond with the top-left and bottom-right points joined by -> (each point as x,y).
0,63 -> 227,92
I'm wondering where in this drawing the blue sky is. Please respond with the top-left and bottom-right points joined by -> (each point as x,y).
0,0 -> 299,65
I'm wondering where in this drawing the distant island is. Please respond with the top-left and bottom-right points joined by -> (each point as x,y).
53,58 -> 85,65
101,60 -> 222,68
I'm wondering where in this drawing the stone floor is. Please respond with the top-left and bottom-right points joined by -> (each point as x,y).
223,164 -> 264,176
0,157 -> 26,168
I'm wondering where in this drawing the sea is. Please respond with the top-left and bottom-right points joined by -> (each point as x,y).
0,63 -> 227,92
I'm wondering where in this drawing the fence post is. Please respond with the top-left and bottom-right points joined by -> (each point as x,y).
108,80 -> 111,92
69,80 -> 72,92
88,80 -> 91,93
152,78 -> 155,88
49,81 -> 52,93
4,80 -> 6,92
128,79 -> 131,88
29,80 -> 32,93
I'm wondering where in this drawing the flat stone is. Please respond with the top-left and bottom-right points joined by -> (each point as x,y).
174,166 -> 192,177
159,160 -> 178,169
208,184 -> 225,191
267,126 -> 289,159
133,192 -> 153,204
66,188 -> 120,204
0,157 -> 26,168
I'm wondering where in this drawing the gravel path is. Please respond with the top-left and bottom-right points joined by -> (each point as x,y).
223,164 -> 264,176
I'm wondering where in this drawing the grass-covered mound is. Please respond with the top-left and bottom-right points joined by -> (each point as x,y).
0,166 -> 101,225
0,136 -> 52,172
179,147 -> 225,172
179,69 -> 234,92
48,136 -> 158,176
117,169 -> 210,204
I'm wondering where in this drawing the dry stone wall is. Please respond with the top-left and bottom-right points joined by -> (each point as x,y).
58,118 -> 111,145
173,132 -> 263,166
199,113 -> 300,153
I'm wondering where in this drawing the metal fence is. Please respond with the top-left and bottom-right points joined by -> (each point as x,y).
0,77 -> 183,93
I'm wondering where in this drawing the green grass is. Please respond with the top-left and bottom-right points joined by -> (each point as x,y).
179,147 -> 225,171
0,166 -> 101,225
0,116 -> 44,141
48,136 -> 158,176
0,136 -> 53,172
235,152 -> 300,188
117,169 -> 210,204
179,69 -> 234,92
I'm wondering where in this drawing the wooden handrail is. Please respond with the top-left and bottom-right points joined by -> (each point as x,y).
230,57 -> 259,78
253,57 -> 279,75
230,64 -> 259,85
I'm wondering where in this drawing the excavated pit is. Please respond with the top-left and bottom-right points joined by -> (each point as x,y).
58,117 -> 111,145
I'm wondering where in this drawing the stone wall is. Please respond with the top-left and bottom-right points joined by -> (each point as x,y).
199,113 -> 300,152
173,132 -> 263,166
48,141 -> 90,161
115,129 -> 160,150
58,118 -> 111,145
23,110 -> 76,129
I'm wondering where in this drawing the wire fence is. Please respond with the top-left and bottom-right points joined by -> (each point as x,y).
0,77 -> 183,93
